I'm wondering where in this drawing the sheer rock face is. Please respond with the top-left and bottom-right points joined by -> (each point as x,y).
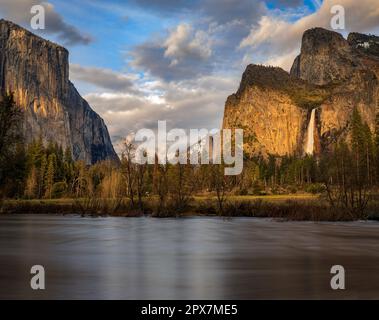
223,65 -> 308,157
224,28 -> 379,157
290,28 -> 358,86
291,28 -> 379,150
0,19 -> 118,164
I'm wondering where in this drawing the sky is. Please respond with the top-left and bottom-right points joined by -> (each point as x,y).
1,0 -> 379,152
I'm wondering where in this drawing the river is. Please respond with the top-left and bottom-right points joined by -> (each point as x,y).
0,215 -> 378,299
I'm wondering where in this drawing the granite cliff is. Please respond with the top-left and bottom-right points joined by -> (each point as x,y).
0,19 -> 118,164
223,28 -> 379,157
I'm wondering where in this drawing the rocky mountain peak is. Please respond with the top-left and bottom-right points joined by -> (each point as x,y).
301,27 -> 348,51
237,64 -> 291,95
0,19 -> 118,164
224,28 -> 379,158
291,27 -> 358,86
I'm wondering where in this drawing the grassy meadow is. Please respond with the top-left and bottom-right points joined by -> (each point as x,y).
2,193 -> 379,222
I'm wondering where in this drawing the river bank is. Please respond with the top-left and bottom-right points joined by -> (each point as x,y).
1,195 -> 379,221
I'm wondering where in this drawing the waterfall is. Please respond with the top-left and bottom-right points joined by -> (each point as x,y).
304,108 -> 316,155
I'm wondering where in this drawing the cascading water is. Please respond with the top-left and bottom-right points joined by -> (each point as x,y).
304,108 -> 316,155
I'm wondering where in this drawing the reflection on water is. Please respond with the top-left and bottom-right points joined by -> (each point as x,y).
0,215 -> 378,299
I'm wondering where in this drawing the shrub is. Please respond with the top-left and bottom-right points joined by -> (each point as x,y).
251,181 -> 264,195
195,200 -> 218,216
305,183 -> 326,194
51,182 -> 68,198
289,186 -> 298,194
236,188 -> 248,196
271,186 -> 280,195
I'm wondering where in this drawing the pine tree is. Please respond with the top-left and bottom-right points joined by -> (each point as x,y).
25,166 -> 38,198
38,153 -> 47,198
351,107 -> 375,187
362,123 -> 374,185
55,144 -> 64,181
44,154 -> 56,199
0,93 -> 23,195
74,161 -> 88,198
63,147 -> 74,186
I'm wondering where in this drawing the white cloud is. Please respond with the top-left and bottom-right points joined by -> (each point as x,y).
70,64 -> 138,92
85,74 -> 238,152
240,16 -> 290,49
164,23 -> 212,66
0,0 -> 92,45
264,50 -> 300,71
240,0 -> 379,70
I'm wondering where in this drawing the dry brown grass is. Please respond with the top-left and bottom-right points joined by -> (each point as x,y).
1,195 -> 376,221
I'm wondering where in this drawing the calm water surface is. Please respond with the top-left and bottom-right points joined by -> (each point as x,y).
0,215 -> 378,299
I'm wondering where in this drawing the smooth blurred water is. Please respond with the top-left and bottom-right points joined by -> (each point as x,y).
0,215 -> 378,299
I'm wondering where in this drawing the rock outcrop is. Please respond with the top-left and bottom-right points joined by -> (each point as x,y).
291,28 -> 379,150
224,65 -> 311,156
0,19 -> 118,164
223,27 -> 379,157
